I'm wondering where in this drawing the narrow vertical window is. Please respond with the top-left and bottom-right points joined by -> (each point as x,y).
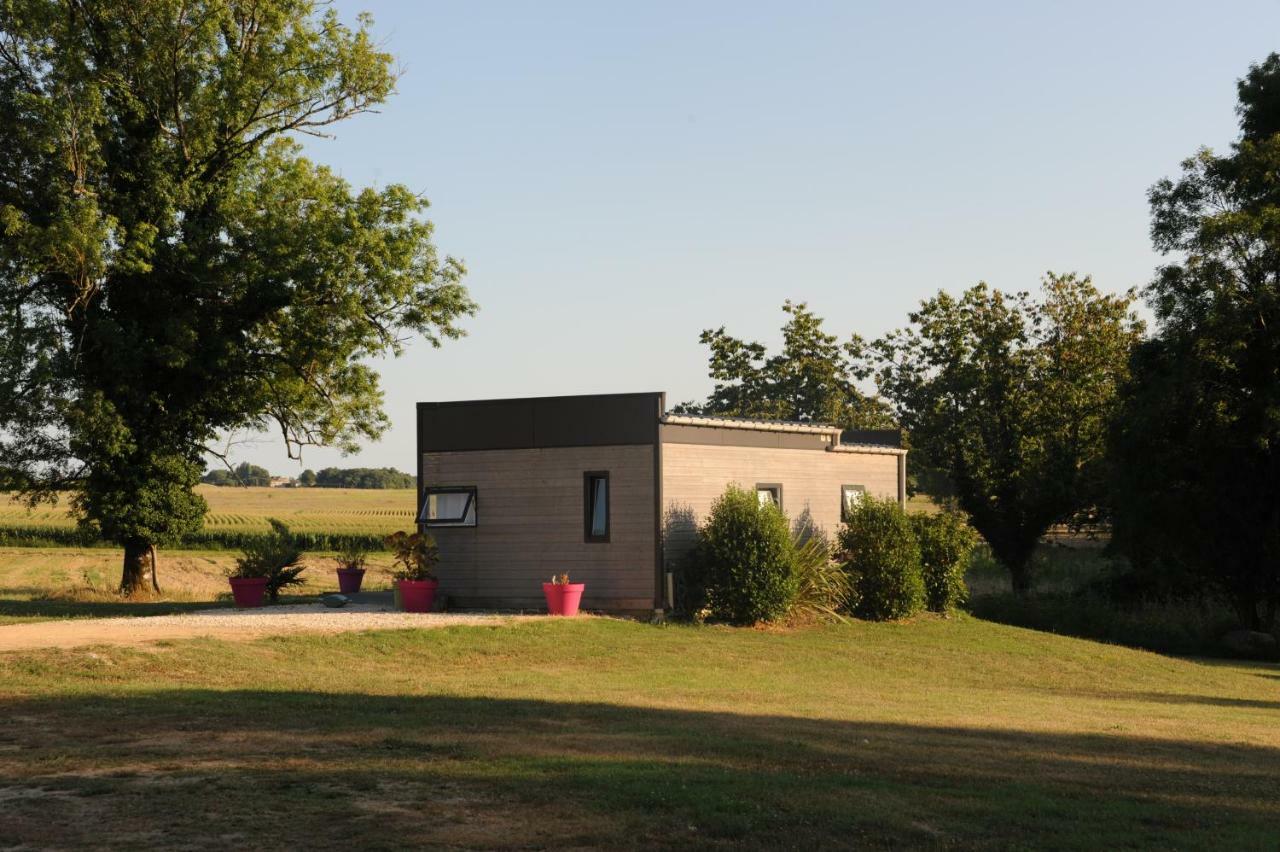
584,471 -> 609,542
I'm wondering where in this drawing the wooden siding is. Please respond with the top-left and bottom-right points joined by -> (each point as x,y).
421,445 -> 656,611
661,442 -> 901,568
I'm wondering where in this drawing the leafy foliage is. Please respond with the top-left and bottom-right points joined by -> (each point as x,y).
788,520 -> 853,621
335,540 -> 369,573
692,486 -> 797,625
911,511 -> 978,613
384,531 -> 439,582
0,1 -> 474,592
202,462 -> 272,487
861,275 -> 1142,594
675,302 -> 895,430
314,467 -> 415,489
1109,54 -> 1280,631
231,519 -> 305,603
837,497 -> 923,621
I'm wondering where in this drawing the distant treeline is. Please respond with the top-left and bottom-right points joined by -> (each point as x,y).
200,462 -> 413,489
309,467 -> 414,489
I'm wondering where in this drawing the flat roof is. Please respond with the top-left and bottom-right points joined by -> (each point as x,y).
660,412 -> 842,436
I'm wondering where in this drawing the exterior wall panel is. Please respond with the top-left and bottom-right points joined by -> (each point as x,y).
422,444 -> 656,611
661,442 -> 901,568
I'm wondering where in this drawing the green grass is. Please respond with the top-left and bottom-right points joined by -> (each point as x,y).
966,545 -> 1254,658
0,548 -> 400,626
0,618 -> 1277,849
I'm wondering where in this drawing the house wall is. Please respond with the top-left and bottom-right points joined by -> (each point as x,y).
421,444 -> 656,612
660,436 -> 903,569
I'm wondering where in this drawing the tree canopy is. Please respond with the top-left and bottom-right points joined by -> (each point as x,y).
864,274 -> 1142,593
313,467 -> 414,489
0,1 -> 474,591
1109,54 -> 1280,630
675,301 -> 894,430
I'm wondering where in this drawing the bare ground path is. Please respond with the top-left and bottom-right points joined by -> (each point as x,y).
0,604 -> 533,652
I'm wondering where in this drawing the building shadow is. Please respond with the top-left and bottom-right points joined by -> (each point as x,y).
0,689 -> 1276,849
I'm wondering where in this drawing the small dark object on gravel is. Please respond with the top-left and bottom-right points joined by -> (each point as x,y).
321,594 -> 350,609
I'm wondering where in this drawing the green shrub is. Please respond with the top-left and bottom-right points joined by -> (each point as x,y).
788,520 -> 853,621
838,497 -> 923,620
694,486 -> 797,624
912,511 -> 978,613
231,519 -> 306,603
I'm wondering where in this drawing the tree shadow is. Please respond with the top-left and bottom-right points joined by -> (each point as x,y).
0,690 -> 1276,849
1099,691 -> 1280,710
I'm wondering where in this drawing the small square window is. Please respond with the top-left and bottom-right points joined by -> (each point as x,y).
841,484 -> 866,521
584,472 -> 609,542
756,483 -> 782,510
419,486 -> 477,527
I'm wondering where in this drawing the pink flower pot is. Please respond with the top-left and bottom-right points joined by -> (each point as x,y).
398,579 -> 439,613
229,577 -> 268,608
543,582 -> 585,616
336,568 -> 366,594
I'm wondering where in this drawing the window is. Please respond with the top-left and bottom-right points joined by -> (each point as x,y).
419,486 -> 477,527
584,471 -> 609,542
841,484 -> 866,521
756,483 -> 782,510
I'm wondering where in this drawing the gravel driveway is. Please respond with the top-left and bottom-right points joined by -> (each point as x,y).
0,602 -> 533,652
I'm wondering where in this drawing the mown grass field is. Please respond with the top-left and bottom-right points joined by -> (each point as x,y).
0,548 -> 404,626
0,617 -> 1276,849
0,485 -> 416,537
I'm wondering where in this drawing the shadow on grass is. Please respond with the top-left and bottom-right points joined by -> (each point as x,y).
1117,692 -> 1280,710
0,690 -> 1277,850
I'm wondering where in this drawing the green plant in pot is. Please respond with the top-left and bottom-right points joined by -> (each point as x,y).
334,541 -> 370,595
228,519 -> 307,607
385,531 -> 440,612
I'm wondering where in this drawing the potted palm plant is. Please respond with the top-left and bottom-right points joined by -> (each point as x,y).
542,573 -> 585,616
385,530 -> 440,613
228,519 -> 307,607
334,541 -> 369,594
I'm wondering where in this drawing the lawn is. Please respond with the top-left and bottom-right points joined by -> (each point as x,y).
0,617 -> 1276,849
0,547 -> 400,626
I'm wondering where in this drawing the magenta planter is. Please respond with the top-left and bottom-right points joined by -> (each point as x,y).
542,582 -> 585,616
336,568 -> 366,594
229,577 -> 268,608
398,578 -> 439,613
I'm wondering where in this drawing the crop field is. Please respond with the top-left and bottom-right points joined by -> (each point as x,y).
0,486 -> 417,549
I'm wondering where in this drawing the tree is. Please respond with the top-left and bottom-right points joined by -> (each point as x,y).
0,2 -> 474,593
202,462 -> 270,487
314,466 -> 413,488
864,275 -> 1141,594
298,469 -> 317,488
1109,55 -> 1280,631
675,302 -> 895,429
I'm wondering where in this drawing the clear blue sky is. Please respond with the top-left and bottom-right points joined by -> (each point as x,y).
227,0 -> 1280,475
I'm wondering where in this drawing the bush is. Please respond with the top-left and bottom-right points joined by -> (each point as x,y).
912,511 -> 978,613
838,497 -> 923,620
693,486 -> 797,624
231,519 -> 306,603
384,530 -> 440,581
788,519 -> 854,621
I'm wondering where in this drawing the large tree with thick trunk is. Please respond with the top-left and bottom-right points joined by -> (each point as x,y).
0,1 -> 474,593
863,275 -> 1142,594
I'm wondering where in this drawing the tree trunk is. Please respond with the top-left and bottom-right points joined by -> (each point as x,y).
1009,561 -> 1033,596
119,538 -> 157,596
